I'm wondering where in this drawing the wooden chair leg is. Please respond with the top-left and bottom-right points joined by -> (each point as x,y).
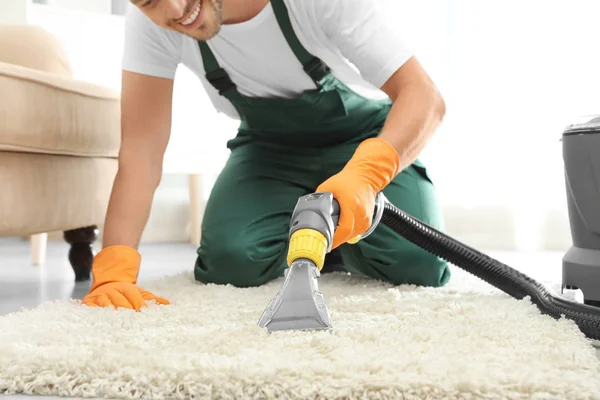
63,226 -> 98,282
30,233 -> 48,266
189,173 -> 204,247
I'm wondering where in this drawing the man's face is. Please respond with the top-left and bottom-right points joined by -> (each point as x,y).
132,0 -> 223,41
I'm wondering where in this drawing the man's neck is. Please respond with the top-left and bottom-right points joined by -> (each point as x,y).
221,0 -> 270,24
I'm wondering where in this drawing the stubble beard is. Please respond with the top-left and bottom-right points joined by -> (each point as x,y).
191,0 -> 223,41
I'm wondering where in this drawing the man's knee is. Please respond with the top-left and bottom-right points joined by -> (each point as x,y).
194,233 -> 287,287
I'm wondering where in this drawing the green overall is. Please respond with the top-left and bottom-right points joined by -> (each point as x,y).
193,0 -> 450,288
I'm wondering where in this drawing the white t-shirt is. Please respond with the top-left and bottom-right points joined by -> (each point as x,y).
121,0 -> 413,120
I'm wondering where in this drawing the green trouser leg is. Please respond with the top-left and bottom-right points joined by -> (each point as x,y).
194,145 -> 319,287
336,161 -> 451,287
194,143 -> 451,288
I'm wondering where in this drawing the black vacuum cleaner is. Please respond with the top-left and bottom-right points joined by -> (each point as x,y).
258,115 -> 600,342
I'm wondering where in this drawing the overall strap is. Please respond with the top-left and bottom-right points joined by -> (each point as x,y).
198,0 -> 330,95
197,40 -> 237,96
270,0 -> 330,85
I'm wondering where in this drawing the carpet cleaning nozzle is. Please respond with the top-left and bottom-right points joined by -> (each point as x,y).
257,192 -> 385,333
256,258 -> 333,332
257,192 -> 340,332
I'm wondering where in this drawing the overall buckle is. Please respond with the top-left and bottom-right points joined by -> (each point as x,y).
205,68 -> 236,95
304,57 -> 330,84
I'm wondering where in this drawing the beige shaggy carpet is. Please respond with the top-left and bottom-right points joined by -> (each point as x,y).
1,266 -> 599,400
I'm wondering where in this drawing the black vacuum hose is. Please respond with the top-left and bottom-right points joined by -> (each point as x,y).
376,197 -> 600,341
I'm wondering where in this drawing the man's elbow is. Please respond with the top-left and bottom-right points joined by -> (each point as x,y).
408,81 -> 445,128
432,87 -> 446,124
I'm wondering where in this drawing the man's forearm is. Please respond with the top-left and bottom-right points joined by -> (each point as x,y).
101,163 -> 162,249
378,79 -> 446,171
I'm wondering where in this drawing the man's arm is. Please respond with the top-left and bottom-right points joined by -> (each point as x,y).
313,0 -> 446,247
101,70 -> 174,248
378,56 -> 446,171
316,58 -> 445,247
312,0 -> 445,169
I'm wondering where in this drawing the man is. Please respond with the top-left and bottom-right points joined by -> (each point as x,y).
82,0 -> 450,311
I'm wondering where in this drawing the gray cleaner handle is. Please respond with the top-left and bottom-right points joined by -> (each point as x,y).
288,192 -> 340,252
331,198 -> 340,228
288,192 -> 384,252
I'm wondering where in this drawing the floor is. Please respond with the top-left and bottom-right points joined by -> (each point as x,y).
0,238 -> 196,316
0,237 -> 598,399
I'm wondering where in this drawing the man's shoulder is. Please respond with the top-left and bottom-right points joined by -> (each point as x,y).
283,0 -> 329,18
124,5 -> 185,44
122,5 -> 184,79
282,0 -> 376,34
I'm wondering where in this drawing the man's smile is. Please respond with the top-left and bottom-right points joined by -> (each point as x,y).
177,0 -> 203,28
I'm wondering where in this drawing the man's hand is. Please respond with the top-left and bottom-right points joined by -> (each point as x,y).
83,282 -> 169,311
82,245 -> 170,311
316,137 -> 401,249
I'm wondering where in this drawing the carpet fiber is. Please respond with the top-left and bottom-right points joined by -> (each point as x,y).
1,267 -> 599,399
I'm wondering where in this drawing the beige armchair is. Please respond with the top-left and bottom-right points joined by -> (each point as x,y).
0,25 -> 120,281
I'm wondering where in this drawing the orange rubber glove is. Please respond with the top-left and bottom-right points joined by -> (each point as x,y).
82,245 -> 170,311
316,137 -> 401,249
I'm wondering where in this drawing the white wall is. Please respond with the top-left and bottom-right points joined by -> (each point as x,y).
0,0 -> 28,24
41,0 -> 111,13
378,0 -> 600,251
